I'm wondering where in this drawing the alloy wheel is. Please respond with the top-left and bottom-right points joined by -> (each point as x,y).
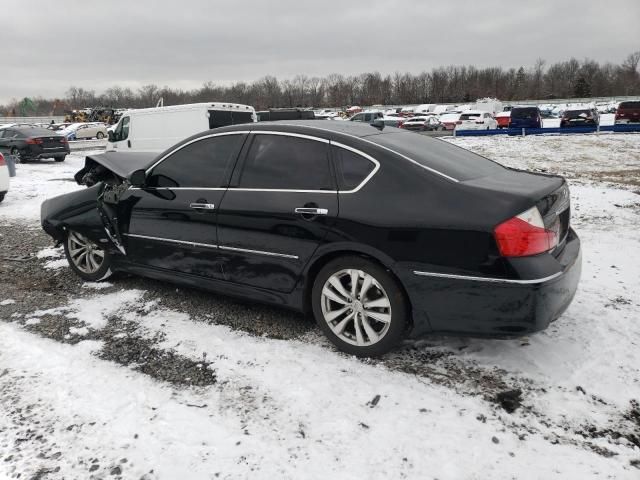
320,269 -> 392,347
67,231 -> 105,274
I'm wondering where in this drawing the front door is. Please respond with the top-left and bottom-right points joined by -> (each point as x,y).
122,132 -> 247,280
217,132 -> 338,292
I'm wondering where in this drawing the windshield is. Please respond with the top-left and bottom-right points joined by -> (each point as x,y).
370,132 -> 506,181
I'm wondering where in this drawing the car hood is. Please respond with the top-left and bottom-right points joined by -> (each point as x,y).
74,151 -> 157,184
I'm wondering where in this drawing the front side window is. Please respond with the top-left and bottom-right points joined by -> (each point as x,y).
332,145 -> 375,191
147,134 -> 245,188
238,134 -> 333,191
113,117 -> 130,141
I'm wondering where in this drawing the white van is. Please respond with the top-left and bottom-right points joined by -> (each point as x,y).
107,102 -> 257,153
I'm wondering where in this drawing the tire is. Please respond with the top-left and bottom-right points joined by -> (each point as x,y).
0,193 -> 5,203
63,230 -> 113,282
311,256 -> 407,357
54,155 -> 66,162
96,132 -> 104,139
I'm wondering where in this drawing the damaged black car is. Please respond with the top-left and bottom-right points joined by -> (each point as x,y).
41,121 -> 582,356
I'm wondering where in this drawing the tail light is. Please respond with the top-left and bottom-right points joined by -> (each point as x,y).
0,152 -> 5,166
456,120 -> 462,125
60,137 -> 68,144
494,207 -> 558,257
26,137 -> 43,145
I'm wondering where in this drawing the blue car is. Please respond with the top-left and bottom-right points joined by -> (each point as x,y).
509,106 -> 542,129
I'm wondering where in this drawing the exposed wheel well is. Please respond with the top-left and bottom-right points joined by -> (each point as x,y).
302,250 -> 413,330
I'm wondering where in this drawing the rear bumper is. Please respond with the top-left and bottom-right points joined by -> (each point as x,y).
20,145 -> 70,159
401,228 -> 582,337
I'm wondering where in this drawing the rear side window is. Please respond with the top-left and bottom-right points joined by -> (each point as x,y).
371,132 -> 506,181
238,134 -> 333,190
148,134 -> 245,188
332,145 -> 375,191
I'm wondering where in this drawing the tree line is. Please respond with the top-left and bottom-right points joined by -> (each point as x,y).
3,52 -> 639,116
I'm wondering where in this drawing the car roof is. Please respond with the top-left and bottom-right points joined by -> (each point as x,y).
216,120 -> 391,139
11,126 -> 59,135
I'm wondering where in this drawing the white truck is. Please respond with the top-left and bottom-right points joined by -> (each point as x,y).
107,102 -> 257,153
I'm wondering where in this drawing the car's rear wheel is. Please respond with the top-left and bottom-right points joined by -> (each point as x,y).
96,132 -> 104,139
312,256 -> 407,357
0,193 -> 5,203
54,155 -> 66,162
64,230 -> 113,281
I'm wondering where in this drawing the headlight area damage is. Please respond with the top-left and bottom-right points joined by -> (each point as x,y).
41,152 -> 156,255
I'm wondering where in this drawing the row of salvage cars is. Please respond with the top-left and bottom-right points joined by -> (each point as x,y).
41,121 -> 582,356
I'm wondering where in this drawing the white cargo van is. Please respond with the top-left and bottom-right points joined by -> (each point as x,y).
107,102 -> 257,153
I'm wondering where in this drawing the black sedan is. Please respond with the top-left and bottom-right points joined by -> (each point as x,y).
0,126 -> 70,162
41,121 -> 581,356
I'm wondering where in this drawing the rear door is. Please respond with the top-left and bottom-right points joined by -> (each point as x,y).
216,132 -> 338,292
121,132 -> 247,280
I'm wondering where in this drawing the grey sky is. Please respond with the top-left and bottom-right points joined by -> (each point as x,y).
2,0 -> 638,104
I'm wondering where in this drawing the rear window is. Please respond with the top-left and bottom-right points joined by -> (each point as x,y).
459,113 -> 480,120
565,109 -> 592,119
370,132 -> 506,181
511,107 -> 539,119
619,102 -> 640,110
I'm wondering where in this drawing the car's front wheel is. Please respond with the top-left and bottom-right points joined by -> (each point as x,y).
64,230 -> 113,281
96,132 -> 104,139
312,256 -> 407,357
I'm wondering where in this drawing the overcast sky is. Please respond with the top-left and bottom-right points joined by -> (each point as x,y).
2,0 -> 638,104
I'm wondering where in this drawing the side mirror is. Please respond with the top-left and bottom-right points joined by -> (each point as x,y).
107,130 -> 115,142
128,169 -> 146,187
370,118 -> 385,130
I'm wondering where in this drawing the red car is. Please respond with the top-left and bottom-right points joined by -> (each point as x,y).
438,113 -> 461,130
495,111 -> 511,129
615,101 -> 640,125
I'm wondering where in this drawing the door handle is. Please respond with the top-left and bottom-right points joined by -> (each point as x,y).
294,207 -> 328,215
190,203 -> 215,210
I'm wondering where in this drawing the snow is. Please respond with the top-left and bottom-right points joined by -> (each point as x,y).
0,151 -> 99,223
1,133 -> 640,478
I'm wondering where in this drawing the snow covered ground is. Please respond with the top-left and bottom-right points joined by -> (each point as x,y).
1,133 -> 639,479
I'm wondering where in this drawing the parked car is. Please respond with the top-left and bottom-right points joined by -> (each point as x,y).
495,111 -> 511,129
41,121 -> 581,357
0,152 -> 9,203
257,108 -> 315,121
438,112 -> 461,131
107,102 -> 257,153
60,122 -> 108,140
381,116 -> 404,128
614,101 -> 640,125
509,106 -> 542,129
560,107 -> 599,128
400,116 -> 443,131
348,111 -> 384,123
0,126 -> 69,162
455,111 -> 498,130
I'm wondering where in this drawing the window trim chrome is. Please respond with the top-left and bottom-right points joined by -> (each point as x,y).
412,270 -> 563,284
